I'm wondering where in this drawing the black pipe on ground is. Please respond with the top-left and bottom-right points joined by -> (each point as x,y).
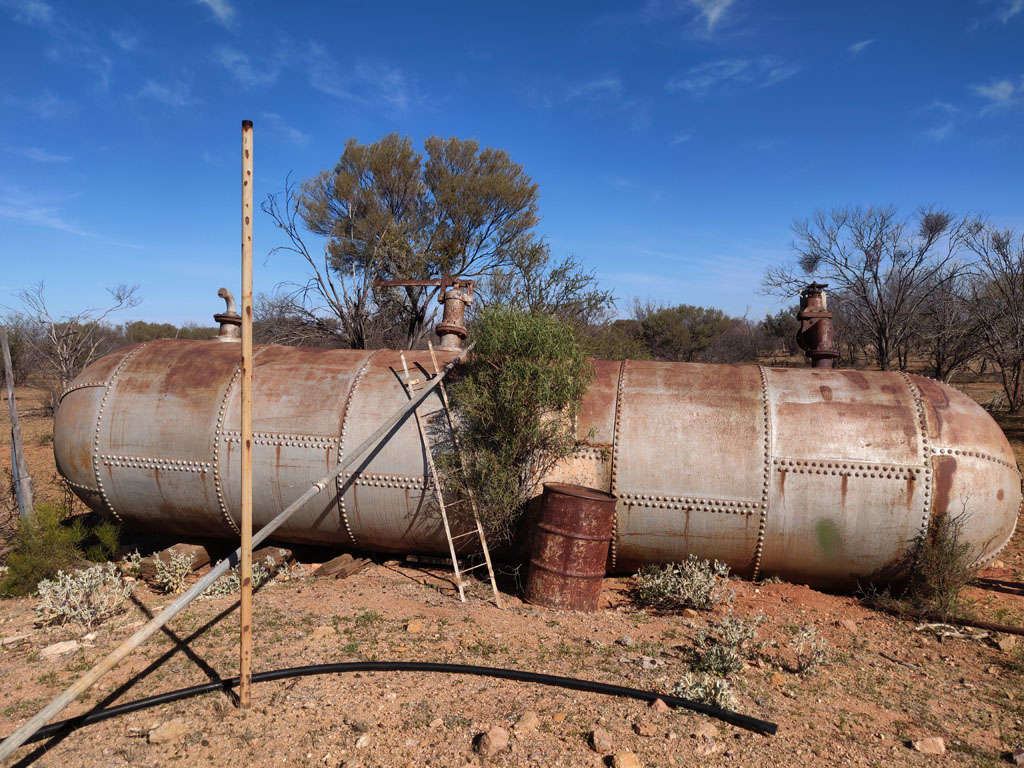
7,661 -> 778,746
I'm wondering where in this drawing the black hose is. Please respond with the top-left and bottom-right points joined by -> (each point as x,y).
11,661 -> 778,745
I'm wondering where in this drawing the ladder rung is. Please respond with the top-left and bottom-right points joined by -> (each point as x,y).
460,562 -> 487,572
450,531 -> 477,540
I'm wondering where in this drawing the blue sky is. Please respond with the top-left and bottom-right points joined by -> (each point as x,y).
1,0 -> 1022,326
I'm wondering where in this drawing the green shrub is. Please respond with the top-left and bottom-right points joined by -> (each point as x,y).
0,505 -> 87,597
901,510 -> 976,616
633,555 -> 733,611
440,306 -> 591,542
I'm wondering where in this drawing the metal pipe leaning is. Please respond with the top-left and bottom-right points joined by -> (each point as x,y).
0,343 -> 474,762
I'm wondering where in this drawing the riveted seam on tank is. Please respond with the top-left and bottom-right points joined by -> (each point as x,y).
752,365 -> 772,580
931,446 -> 1019,473
771,458 -> 922,480
213,364 -> 242,535
974,513 -> 1019,569
100,454 -> 215,472
59,381 -> 108,401
223,430 -> 340,449
92,344 -> 148,524
338,471 -> 429,491
337,351 -> 377,550
900,372 -> 935,540
617,492 -> 758,515
63,478 -> 99,494
609,359 -> 627,571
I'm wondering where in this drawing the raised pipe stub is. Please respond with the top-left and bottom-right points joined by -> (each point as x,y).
436,283 -> 474,350
213,287 -> 241,341
796,283 -> 838,368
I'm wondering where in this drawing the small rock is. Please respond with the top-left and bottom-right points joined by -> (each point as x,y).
81,632 -> 97,642
681,608 -> 699,619
612,751 -> 641,768
41,640 -> 80,659
354,734 -> 370,749
618,635 -> 636,647
1011,748 -> 1024,766
911,736 -> 945,755
590,726 -> 614,753
634,721 -> 657,737
0,634 -> 29,647
148,719 -> 189,745
476,726 -> 509,756
428,718 -> 444,729
650,698 -> 670,713
515,710 -> 540,733
770,672 -> 787,687
405,619 -> 424,633
839,619 -> 858,634
997,635 -> 1017,653
991,560 -> 1006,569
695,741 -> 721,756
552,712 -> 567,723
692,722 -> 718,741
348,717 -> 374,734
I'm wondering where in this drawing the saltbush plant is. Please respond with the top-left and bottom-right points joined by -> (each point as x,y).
902,510 -> 976,616
35,563 -> 135,630
694,611 -> 765,675
154,551 -> 196,594
790,625 -> 830,674
671,672 -> 737,710
440,306 -> 591,542
633,555 -> 733,611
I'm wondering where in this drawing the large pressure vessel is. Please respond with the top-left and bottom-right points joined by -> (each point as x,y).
54,340 -> 1020,589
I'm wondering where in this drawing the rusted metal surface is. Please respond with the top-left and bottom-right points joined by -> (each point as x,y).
525,483 -> 617,612
213,287 -> 241,341
373,276 -> 475,350
796,283 -> 838,368
55,340 -> 1022,589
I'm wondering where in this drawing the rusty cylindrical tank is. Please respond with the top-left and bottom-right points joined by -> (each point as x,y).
524,483 -> 617,611
54,340 -> 1021,589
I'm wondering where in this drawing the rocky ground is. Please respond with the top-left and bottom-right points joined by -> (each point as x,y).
1,384 -> 1023,768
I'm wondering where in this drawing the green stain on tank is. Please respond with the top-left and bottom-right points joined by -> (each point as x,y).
815,519 -> 840,555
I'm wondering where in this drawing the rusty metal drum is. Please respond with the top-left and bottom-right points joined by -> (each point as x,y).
524,483 -> 617,612
54,341 -> 1022,589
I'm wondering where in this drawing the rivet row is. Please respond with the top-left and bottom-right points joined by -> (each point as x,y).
212,365 -> 242,534
337,351 -> 377,548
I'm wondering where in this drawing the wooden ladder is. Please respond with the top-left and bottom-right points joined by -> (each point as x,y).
399,345 -> 502,608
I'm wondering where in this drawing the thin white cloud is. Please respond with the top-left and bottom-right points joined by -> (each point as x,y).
923,122 -> 954,142
307,44 -> 419,111
216,47 -> 280,87
5,0 -> 54,25
848,39 -> 875,55
970,76 -> 1024,115
690,0 -> 735,34
138,79 -> 192,107
997,0 -> 1023,23
110,29 -> 138,51
670,133 -> 693,145
260,112 -> 310,147
0,187 -> 93,237
568,78 -> 623,102
666,56 -> 800,95
5,91 -> 75,119
12,146 -> 71,163
196,0 -> 234,26
928,100 -> 959,113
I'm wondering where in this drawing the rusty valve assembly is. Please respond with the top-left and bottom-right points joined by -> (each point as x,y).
796,283 -> 839,368
373,275 -> 474,351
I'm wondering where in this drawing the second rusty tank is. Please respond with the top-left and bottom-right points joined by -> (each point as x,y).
53,340 -> 1020,590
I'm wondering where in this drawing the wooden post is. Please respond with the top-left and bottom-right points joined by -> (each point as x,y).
1,327 -> 33,517
239,119 -> 254,709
